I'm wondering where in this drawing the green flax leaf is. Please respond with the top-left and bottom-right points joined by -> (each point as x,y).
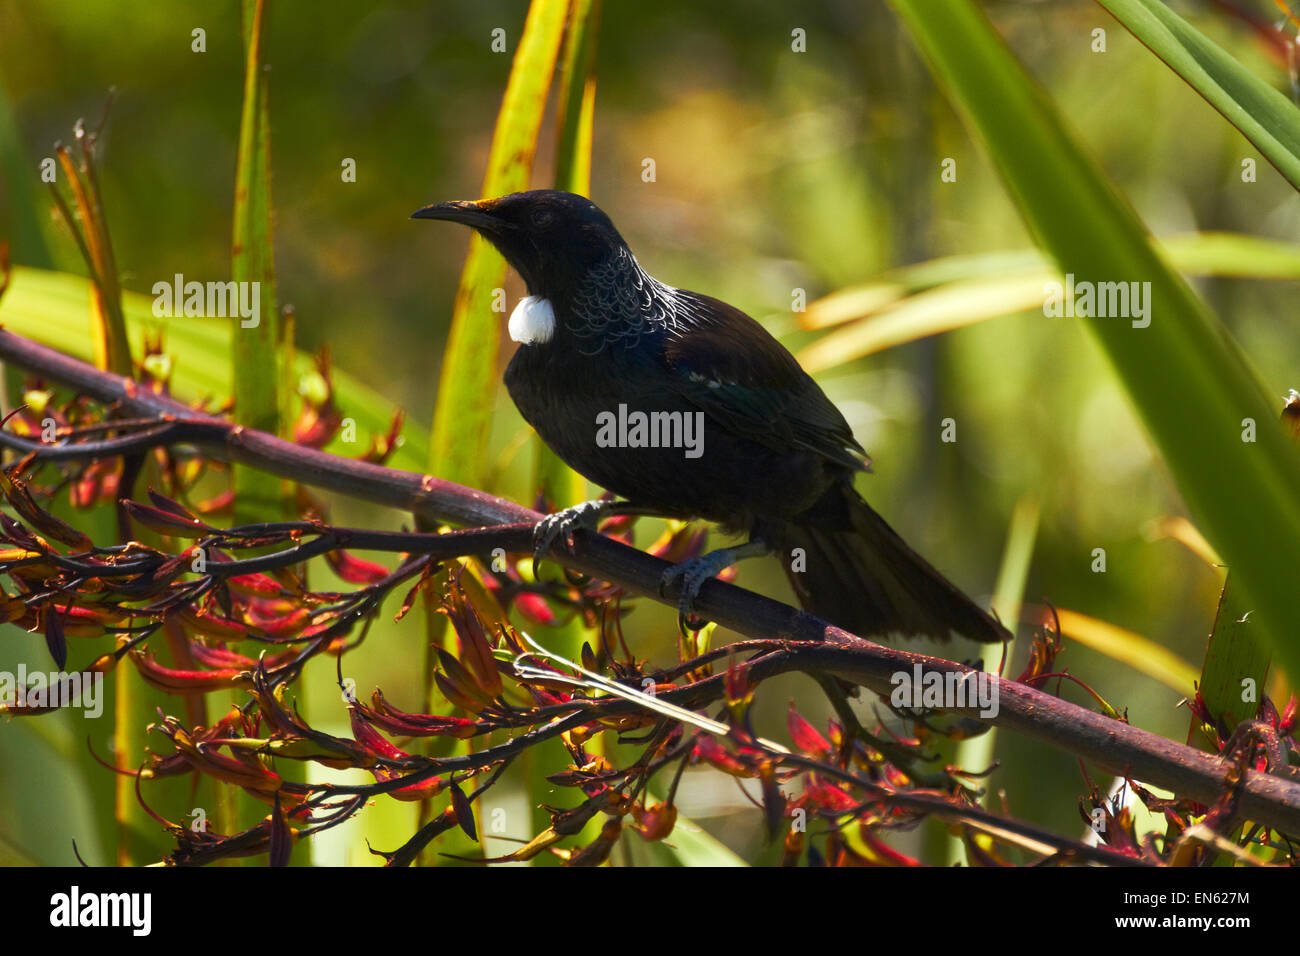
887,0 -> 1300,687
1096,0 -> 1300,191
427,0 -> 569,490
232,0 -> 286,521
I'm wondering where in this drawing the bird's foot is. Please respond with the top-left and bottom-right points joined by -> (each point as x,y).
532,499 -> 619,574
659,539 -> 769,633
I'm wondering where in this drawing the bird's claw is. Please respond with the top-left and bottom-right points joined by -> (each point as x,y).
532,500 -> 608,573
660,550 -> 734,633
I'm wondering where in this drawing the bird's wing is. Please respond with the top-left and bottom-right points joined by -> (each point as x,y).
659,290 -> 869,471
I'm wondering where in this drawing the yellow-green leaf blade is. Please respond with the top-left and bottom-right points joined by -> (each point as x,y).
428,0 -> 569,490
232,0 -> 286,520
887,0 -> 1300,686
1097,0 -> 1300,190
799,233 -> 1300,370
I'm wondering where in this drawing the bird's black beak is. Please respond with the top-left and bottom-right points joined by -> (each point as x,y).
410,199 -> 509,234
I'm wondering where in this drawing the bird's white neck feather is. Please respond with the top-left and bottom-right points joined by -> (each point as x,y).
508,295 -> 556,345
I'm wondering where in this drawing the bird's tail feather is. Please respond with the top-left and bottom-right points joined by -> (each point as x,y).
775,484 -> 1009,643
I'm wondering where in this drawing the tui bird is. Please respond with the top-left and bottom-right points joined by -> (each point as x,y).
413,189 -> 1008,643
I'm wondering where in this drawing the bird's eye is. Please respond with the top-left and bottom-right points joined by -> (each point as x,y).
530,206 -> 555,229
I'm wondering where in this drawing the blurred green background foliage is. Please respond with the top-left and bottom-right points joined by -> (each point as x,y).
1,0 -> 1298,864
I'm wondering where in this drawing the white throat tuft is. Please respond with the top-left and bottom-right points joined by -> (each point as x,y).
508,295 -> 556,345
